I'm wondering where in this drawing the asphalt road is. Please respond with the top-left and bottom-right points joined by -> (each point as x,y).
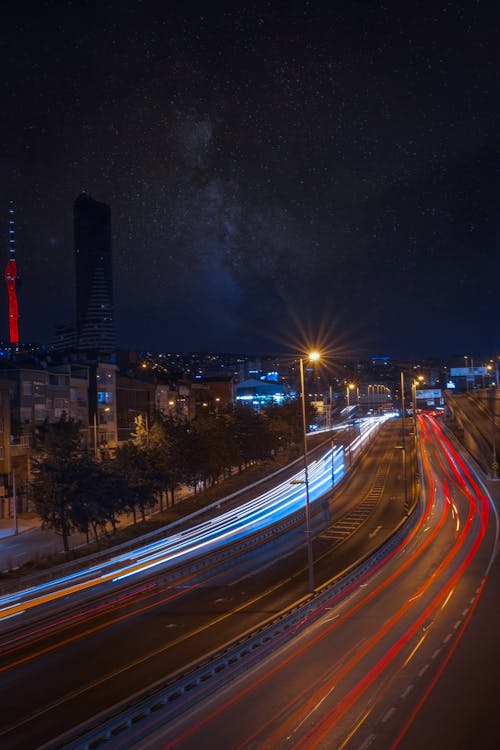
0,420 -> 408,750
124,415 -> 498,750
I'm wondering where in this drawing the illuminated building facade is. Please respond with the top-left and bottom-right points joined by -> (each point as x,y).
236,378 -> 285,409
74,193 -> 115,352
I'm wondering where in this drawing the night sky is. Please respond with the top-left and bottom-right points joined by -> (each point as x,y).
1,1 -> 497,360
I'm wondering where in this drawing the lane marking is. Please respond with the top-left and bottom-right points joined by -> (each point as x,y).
358,734 -> 376,749
382,707 -> 396,723
401,684 -> 413,699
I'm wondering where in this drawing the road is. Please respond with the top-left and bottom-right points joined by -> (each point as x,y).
0,418 -> 408,750
123,414 -> 498,750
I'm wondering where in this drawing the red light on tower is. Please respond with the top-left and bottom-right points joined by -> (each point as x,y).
5,202 -> 19,344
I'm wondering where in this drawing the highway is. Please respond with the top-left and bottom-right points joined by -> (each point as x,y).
122,415 -> 498,750
0,416 -> 408,750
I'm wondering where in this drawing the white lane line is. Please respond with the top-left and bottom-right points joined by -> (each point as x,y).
432,648 -> 441,660
418,664 -> 429,677
462,608 -> 469,617
382,707 -> 396,723
358,735 -> 376,750
401,684 -> 414,699
453,620 -> 462,630
443,633 -> 453,644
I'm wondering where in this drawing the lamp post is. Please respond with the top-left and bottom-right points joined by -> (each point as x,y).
299,351 -> 320,593
328,384 -> 333,430
491,402 -> 497,480
400,371 -> 408,511
12,467 -> 18,536
346,382 -> 355,410
93,411 -> 98,459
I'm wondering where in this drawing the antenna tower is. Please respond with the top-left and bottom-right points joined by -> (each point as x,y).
5,201 -> 19,344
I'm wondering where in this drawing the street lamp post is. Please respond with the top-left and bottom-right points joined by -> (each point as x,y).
299,352 -> 319,593
331,437 -> 335,489
12,467 -> 18,536
346,382 -> 355,410
491,406 -> 497,480
400,371 -> 408,511
328,384 -> 333,430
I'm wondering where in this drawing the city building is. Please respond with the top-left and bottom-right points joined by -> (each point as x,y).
0,364 -> 90,433
116,373 -> 156,443
92,360 -> 118,452
74,192 -> 115,352
197,375 -> 235,411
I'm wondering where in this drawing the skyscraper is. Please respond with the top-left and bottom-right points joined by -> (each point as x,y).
74,192 -> 115,352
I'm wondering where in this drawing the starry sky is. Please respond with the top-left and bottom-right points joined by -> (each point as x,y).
0,1 -> 497,360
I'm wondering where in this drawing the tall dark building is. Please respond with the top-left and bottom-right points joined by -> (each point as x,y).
74,192 -> 115,352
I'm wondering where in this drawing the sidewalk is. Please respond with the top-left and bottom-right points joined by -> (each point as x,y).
0,513 -> 40,539
0,513 -> 92,573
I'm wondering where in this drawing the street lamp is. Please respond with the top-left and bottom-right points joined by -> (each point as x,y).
412,374 -> 425,416
400,371 -> 408,511
346,382 -> 355,409
299,350 -> 320,593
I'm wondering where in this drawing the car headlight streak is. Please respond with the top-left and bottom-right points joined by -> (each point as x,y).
0,415 -> 392,620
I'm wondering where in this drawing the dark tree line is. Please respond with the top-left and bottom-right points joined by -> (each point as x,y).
31,401 -> 314,551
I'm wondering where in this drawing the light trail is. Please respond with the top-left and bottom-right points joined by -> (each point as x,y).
156,415 -> 494,750
0,415 -> 394,623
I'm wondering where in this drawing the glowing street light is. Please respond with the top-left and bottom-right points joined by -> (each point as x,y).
346,382 -> 356,409
299,350 -> 321,593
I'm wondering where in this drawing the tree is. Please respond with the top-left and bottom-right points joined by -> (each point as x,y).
230,405 -> 273,468
265,401 -> 305,451
148,413 -> 186,507
114,442 -> 157,522
69,455 -> 109,544
31,415 -> 84,552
